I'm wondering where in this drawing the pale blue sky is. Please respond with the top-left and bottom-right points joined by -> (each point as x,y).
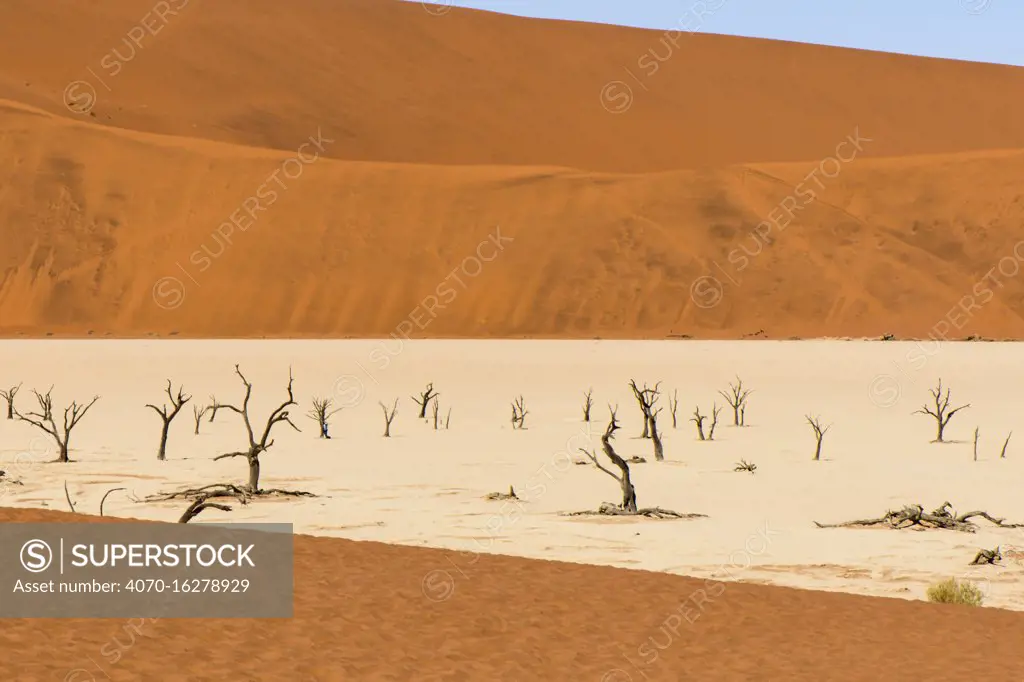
423,0 -> 1023,67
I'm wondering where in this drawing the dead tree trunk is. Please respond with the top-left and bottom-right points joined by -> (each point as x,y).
718,376 -> 752,427
649,407 -> 664,461
914,379 -> 969,443
580,407 -> 637,512
412,383 -> 439,419
669,389 -> 678,428
208,396 -> 223,422
380,399 -> 397,437
807,415 -> 831,461
146,380 -> 191,461
582,388 -> 593,422
431,396 -> 440,431
708,404 -> 722,440
213,365 -> 299,494
629,380 -> 662,439
445,407 -> 451,430
691,406 -> 707,441
0,383 -> 21,419
307,397 -> 342,439
511,396 -> 528,429
14,388 -> 100,463
973,427 -> 980,461
1001,432 -> 1012,459
193,404 -> 210,434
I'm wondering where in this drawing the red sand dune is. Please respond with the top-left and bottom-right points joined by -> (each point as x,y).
2,507 -> 1023,682
1,0 -> 1024,339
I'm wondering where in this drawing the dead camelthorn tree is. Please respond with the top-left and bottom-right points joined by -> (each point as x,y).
14,388 -> 100,463
573,406 -> 695,519
914,379 -> 969,443
629,380 -> 662,439
707,404 -> 722,440
807,415 -> 831,461
193,404 -> 209,434
692,406 -> 708,441
511,396 -> 528,429
146,380 -> 191,461
582,388 -> 594,422
718,376 -> 752,426
380,399 -> 398,437
411,383 -> 439,419
973,427 -> 980,461
213,365 -> 301,494
431,396 -> 440,431
581,406 -> 635,511
691,404 -> 722,441
307,396 -> 342,439
0,382 -> 21,419
669,389 -> 679,428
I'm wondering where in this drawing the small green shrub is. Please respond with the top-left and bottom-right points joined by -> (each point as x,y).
926,578 -> 984,606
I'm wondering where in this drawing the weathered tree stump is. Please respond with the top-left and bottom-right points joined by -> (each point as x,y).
484,486 -> 518,501
970,547 -> 1002,565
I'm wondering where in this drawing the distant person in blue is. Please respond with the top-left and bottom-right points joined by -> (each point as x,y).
321,421 -> 330,439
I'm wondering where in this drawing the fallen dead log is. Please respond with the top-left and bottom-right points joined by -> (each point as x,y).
814,501 -> 1024,533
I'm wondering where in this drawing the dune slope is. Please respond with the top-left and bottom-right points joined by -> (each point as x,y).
4,508 -> 1024,681
1,101 -> 1024,339
3,0 -> 1024,172
1,0 -> 1024,338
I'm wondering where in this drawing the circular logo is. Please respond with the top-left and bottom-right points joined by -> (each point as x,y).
20,539 -> 53,573
960,0 -> 991,14
867,374 -> 901,408
600,81 -> 634,114
152,276 -> 185,310
63,80 -> 97,115
421,568 -> 455,602
689,275 -> 724,309
332,374 -> 366,408
421,0 -> 453,16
